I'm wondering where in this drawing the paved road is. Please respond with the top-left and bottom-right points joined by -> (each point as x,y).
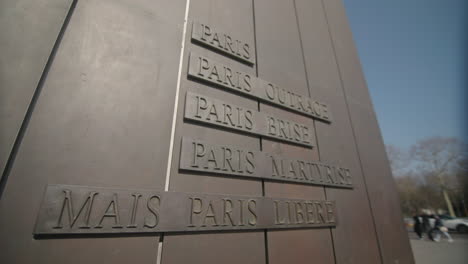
408,232 -> 468,264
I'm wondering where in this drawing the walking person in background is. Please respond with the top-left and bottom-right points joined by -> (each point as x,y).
421,212 -> 431,238
430,215 -> 454,242
413,213 -> 423,239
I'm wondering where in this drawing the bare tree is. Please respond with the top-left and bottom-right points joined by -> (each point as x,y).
394,171 -> 446,216
453,158 -> 468,216
410,137 -> 467,217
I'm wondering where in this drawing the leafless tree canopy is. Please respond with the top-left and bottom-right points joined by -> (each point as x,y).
387,137 -> 468,217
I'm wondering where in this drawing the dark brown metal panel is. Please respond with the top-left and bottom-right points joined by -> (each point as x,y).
321,0 -> 374,110
254,0 -> 335,263
295,0 -> 383,263
268,229 -> 335,263
164,232 -> 265,264
162,0 -> 266,263
33,237 -> 159,263
345,103 -> 414,264
322,0 -> 414,263
0,0 -> 73,178
0,0 -> 186,263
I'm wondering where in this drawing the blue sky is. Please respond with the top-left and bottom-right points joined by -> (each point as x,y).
343,0 -> 467,149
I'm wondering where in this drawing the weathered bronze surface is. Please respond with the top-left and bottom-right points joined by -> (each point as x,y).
188,52 -> 332,123
0,0 -> 73,179
295,0 -> 383,262
35,184 -> 337,235
0,0 -> 187,263
0,0 -> 414,262
184,92 -> 314,147
254,2 -> 335,263
180,137 -> 352,188
322,1 -> 415,262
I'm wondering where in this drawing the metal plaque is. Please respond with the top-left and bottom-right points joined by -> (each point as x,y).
191,22 -> 255,65
180,137 -> 352,188
184,92 -> 314,148
188,52 -> 332,123
34,185 -> 337,235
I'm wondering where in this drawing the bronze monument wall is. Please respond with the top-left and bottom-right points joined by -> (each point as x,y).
0,0 -> 414,263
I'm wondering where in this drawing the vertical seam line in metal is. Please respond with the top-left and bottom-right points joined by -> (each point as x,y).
0,0 -> 78,200
164,0 -> 191,193
319,0 -> 384,263
158,1 -> 191,263
292,0 -> 336,263
252,1 -> 269,263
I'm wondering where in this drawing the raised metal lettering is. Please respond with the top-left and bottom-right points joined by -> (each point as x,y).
191,22 -> 255,65
180,138 -> 353,188
188,53 -> 332,123
34,185 -> 337,236
184,92 -> 314,147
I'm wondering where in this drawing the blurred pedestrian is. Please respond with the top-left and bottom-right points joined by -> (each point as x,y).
430,215 -> 453,243
413,214 -> 423,239
421,212 -> 431,238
